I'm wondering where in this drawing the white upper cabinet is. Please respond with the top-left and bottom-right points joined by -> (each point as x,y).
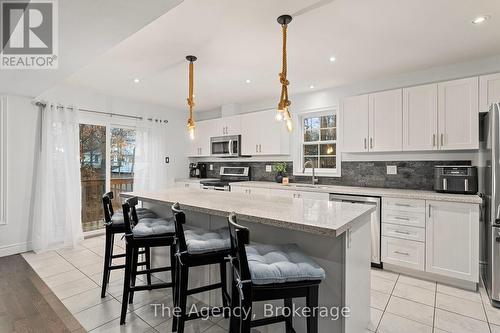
480,73 -> 500,113
403,84 -> 438,151
426,201 -> 479,282
240,110 -> 290,155
216,115 -> 241,136
368,89 -> 403,152
438,77 -> 479,150
188,119 -> 216,157
342,95 -> 369,152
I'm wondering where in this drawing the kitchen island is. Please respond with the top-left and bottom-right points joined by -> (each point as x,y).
122,188 -> 375,333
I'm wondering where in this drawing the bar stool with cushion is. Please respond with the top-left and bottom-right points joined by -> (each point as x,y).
120,197 -> 177,325
227,213 -> 325,333
171,203 -> 232,333
101,192 -> 157,298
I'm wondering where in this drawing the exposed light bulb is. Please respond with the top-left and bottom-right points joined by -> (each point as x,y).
189,127 -> 195,140
275,111 -> 284,121
286,118 -> 293,132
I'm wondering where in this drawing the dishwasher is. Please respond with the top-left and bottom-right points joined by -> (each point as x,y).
329,193 -> 382,267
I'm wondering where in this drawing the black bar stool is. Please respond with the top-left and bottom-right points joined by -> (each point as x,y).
120,197 -> 177,325
101,192 -> 157,298
227,213 -> 325,333
171,203 -> 232,333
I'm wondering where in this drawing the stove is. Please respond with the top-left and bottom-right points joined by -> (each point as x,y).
200,166 -> 250,191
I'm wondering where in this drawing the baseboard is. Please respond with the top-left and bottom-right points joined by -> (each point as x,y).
0,241 -> 32,257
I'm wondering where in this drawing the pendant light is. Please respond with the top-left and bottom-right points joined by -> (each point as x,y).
275,14 -> 293,132
186,55 -> 197,140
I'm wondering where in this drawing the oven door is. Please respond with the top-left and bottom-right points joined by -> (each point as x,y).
210,135 -> 240,157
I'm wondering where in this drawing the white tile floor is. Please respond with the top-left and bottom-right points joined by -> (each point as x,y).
21,235 -> 500,333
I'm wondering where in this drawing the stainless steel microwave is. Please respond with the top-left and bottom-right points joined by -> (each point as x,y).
210,135 -> 241,157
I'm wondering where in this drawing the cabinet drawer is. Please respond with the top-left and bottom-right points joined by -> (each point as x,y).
382,223 -> 425,242
383,197 -> 425,213
383,210 -> 426,228
382,236 -> 425,271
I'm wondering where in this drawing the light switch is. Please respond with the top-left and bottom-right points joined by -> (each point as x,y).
387,165 -> 397,175
266,165 -> 272,172
209,164 -> 213,171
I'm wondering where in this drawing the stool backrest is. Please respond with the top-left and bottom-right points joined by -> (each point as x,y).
102,192 -> 115,222
122,197 -> 139,236
171,203 -> 188,254
227,213 -> 251,282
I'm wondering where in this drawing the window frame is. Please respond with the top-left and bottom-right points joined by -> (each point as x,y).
293,107 -> 341,177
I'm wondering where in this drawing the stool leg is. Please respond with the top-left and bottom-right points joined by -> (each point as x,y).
177,265 -> 189,333
172,255 -> 180,332
229,272 -> 240,333
219,261 -> 229,313
129,247 -> 139,304
284,298 -> 293,332
101,229 -> 112,298
145,246 -> 152,287
108,233 -> 115,284
240,287 -> 252,333
306,286 -> 319,333
170,244 -> 176,295
120,243 -> 133,325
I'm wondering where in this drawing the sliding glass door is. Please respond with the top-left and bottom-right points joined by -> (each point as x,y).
79,122 -> 136,232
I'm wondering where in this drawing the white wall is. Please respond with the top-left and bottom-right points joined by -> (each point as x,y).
0,95 -> 39,256
194,54 -> 500,164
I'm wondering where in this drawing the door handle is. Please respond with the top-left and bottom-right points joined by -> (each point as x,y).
364,138 -> 367,150
370,137 -> 373,149
256,144 -> 258,153
259,144 -> 262,152
229,140 -> 233,155
440,133 -> 444,146
394,251 -> 409,256
433,134 -> 436,147
443,178 -> 447,191
394,230 -> 411,235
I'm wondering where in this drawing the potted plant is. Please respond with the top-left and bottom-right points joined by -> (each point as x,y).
273,162 -> 287,183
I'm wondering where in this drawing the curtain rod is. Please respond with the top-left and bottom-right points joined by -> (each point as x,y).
34,101 -> 169,123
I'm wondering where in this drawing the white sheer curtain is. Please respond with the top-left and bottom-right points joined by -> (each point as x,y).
32,104 -> 83,252
134,121 -> 168,191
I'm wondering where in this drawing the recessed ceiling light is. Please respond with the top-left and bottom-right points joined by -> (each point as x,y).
133,78 -> 140,83
245,79 -> 251,84
472,15 -> 490,24
329,56 -> 336,62
309,85 -> 315,89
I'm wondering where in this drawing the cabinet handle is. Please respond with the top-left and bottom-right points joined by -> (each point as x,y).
429,205 -> 432,218
256,144 -> 258,153
259,144 -> 262,152
370,137 -> 373,149
394,230 -> 411,235
394,251 -> 409,256
394,216 -> 410,221
433,134 -> 436,147
364,138 -> 367,150
394,203 -> 411,207
440,133 -> 444,146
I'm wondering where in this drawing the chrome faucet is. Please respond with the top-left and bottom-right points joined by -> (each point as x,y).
303,160 -> 319,185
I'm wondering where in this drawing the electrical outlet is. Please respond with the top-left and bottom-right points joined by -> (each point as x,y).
209,164 -> 213,171
266,165 -> 272,172
165,157 -> 169,163
387,165 -> 397,175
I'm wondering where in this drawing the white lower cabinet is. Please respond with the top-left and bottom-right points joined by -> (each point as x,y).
175,181 -> 202,189
230,186 -> 269,196
425,201 -> 479,282
382,236 -> 425,271
271,188 -> 329,200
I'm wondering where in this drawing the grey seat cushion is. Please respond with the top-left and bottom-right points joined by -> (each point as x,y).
110,209 -> 157,226
184,227 -> 230,255
132,217 -> 175,237
245,243 -> 325,285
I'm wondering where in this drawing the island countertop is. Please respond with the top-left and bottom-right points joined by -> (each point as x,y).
122,188 -> 375,237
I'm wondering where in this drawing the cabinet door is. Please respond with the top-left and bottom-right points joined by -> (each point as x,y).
426,201 -> 479,282
402,84 -> 438,151
438,77 -> 479,150
480,73 -> 500,113
240,112 -> 261,155
369,89 -> 403,152
224,116 -> 242,136
196,120 -> 215,157
342,95 -> 369,152
259,110 -> 290,155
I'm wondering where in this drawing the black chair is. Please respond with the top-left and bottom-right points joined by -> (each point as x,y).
101,192 -> 156,298
171,203 -> 232,333
227,213 -> 324,333
120,197 -> 177,325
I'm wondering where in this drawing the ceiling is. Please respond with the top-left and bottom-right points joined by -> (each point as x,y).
0,0 -> 182,98
60,0 -> 500,111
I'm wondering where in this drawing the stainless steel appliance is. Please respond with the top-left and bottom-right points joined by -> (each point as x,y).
189,163 -> 207,178
434,165 -> 478,194
210,135 -> 241,157
329,193 -> 382,267
200,166 -> 250,191
481,103 -> 500,307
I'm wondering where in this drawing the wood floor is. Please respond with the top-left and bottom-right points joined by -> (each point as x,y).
0,254 -> 84,333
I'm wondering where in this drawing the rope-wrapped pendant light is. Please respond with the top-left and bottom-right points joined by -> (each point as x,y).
186,55 -> 197,140
275,14 -> 293,132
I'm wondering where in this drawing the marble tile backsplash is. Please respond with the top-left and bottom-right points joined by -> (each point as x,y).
203,160 -> 471,191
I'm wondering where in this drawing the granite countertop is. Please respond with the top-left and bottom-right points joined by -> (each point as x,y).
121,188 -> 375,237
229,181 -> 483,204
175,178 -> 218,183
